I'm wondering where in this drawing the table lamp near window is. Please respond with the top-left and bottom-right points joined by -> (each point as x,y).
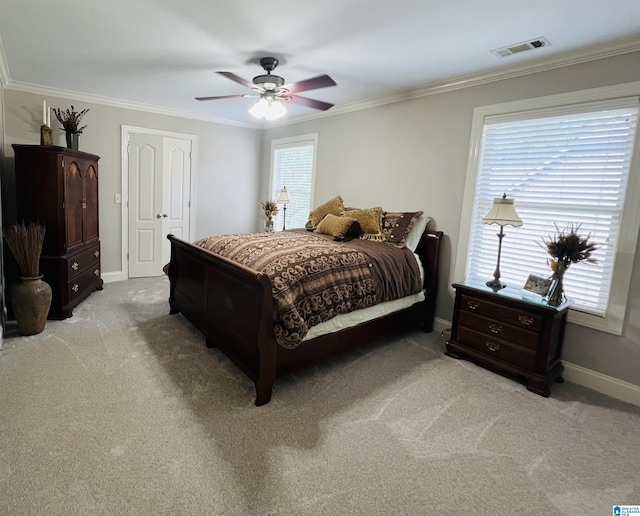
277,187 -> 291,230
482,193 -> 523,290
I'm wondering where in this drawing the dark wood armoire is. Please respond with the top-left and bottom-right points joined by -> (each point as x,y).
12,144 -> 103,319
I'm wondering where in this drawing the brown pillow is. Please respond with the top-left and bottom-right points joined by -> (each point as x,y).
315,214 -> 359,240
342,207 -> 385,241
307,195 -> 345,229
382,211 -> 424,247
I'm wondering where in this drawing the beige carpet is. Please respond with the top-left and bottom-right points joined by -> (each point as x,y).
0,276 -> 638,515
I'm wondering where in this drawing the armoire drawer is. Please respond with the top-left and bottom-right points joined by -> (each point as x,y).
66,243 -> 100,279
66,266 -> 101,303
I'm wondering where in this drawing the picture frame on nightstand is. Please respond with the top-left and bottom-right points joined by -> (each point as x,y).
521,273 -> 554,301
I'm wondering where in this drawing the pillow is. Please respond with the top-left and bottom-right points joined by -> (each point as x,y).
307,195 -> 345,229
342,207 -> 385,241
405,214 -> 432,252
314,214 -> 360,240
382,211 -> 424,248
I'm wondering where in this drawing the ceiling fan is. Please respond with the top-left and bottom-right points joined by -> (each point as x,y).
195,57 -> 337,119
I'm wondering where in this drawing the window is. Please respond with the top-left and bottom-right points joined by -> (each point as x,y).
270,134 -> 317,230
456,84 -> 640,335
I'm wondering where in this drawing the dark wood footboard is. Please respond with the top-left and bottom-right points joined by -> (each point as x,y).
167,229 -> 443,405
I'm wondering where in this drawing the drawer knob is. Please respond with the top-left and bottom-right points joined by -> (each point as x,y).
488,323 -> 503,334
94,250 -> 100,258
94,269 -> 100,276
72,284 -> 79,293
466,300 -> 480,310
486,341 -> 501,352
71,261 -> 79,271
518,314 -> 534,326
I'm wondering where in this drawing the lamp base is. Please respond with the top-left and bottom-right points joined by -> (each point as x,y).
486,278 -> 506,291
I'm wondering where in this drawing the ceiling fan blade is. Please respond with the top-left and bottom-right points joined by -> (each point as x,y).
195,94 -> 254,101
216,71 -> 256,90
286,95 -> 334,111
283,74 -> 337,94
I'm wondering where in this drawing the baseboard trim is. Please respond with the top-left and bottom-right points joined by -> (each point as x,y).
102,271 -> 125,284
562,361 -> 640,408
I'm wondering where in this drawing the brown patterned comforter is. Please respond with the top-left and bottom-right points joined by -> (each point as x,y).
194,230 -> 421,348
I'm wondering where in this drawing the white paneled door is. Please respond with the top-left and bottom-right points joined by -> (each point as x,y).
128,133 -> 191,277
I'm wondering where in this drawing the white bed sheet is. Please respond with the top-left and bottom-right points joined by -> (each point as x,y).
302,251 -> 425,341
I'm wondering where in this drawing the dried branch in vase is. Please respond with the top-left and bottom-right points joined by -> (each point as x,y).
4,222 -> 46,278
52,105 -> 89,134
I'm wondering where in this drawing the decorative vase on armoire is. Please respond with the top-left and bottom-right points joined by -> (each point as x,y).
65,132 -> 79,151
11,144 -> 103,320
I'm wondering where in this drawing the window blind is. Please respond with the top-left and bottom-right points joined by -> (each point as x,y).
466,98 -> 639,315
271,140 -> 315,230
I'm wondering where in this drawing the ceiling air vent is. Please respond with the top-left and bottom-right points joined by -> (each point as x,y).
491,37 -> 551,58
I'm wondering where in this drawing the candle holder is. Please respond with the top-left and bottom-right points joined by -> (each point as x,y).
40,125 -> 53,146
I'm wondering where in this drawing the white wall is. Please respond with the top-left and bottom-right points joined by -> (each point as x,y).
262,51 -> 640,391
2,89 -> 262,275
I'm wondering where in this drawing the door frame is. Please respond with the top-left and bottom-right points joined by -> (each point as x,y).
120,125 -> 198,280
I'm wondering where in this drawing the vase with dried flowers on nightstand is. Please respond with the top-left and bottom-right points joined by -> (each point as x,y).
52,105 -> 89,151
261,200 -> 279,232
4,222 -> 52,335
540,223 -> 600,307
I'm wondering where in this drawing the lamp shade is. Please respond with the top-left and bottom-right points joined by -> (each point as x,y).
482,195 -> 523,227
277,187 -> 290,204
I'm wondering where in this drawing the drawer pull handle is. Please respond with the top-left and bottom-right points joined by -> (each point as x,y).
94,251 -> 100,258
94,269 -> 100,276
466,300 -> 480,310
71,261 -> 79,271
488,323 -> 503,334
518,314 -> 534,326
72,284 -> 79,293
486,341 -> 501,352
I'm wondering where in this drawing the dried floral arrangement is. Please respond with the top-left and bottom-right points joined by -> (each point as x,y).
539,223 -> 600,270
4,222 -> 46,277
52,105 -> 89,134
261,200 -> 279,219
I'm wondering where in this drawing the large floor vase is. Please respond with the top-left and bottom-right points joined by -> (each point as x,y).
12,276 -> 52,335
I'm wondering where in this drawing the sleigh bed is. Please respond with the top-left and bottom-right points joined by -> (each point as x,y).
167,216 -> 443,406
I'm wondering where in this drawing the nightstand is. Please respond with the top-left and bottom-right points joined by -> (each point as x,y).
445,281 -> 571,396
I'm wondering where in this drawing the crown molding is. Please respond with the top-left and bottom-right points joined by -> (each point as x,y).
2,33 -> 639,130
0,37 -> 10,88
270,33 -> 640,128
3,79 -> 261,129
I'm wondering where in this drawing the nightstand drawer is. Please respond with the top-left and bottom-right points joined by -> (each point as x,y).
458,311 -> 540,350
460,294 -> 542,331
457,326 -> 536,369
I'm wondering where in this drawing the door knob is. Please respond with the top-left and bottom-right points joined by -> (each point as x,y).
156,213 -> 168,218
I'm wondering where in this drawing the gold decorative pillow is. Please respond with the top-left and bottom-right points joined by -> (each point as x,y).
307,195 -> 345,229
342,207 -> 385,241
315,214 -> 359,240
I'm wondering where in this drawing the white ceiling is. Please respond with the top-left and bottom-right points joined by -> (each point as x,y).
1,0 -> 640,127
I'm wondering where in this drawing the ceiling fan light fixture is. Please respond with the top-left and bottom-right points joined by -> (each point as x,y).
248,96 -> 286,120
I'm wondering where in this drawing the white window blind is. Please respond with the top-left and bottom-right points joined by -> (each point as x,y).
271,137 -> 316,230
467,97 -> 639,316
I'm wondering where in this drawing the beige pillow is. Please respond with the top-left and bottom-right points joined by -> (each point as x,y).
315,214 -> 358,240
308,195 -> 345,229
342,207 -> 385,241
